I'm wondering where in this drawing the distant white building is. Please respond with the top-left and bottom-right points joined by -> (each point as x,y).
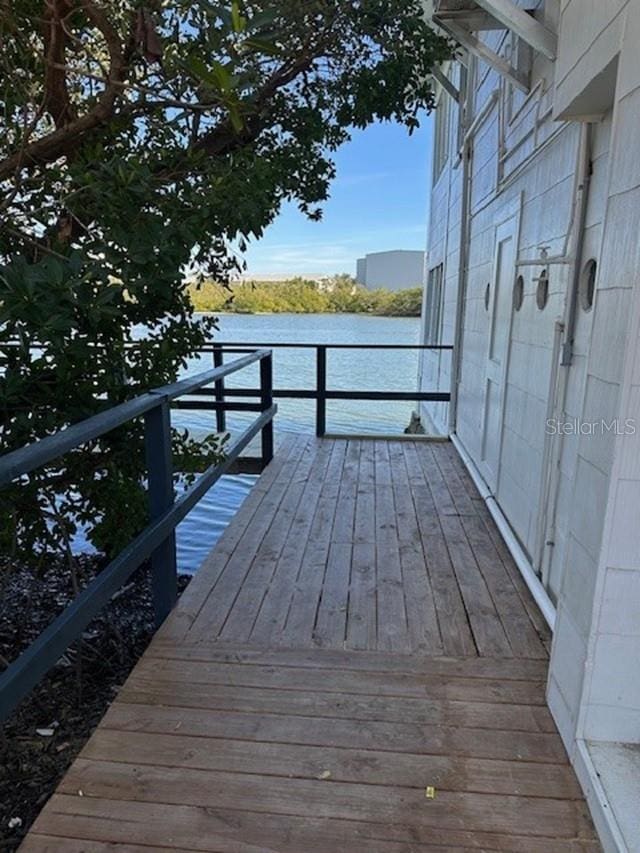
419,2 -> 640,849
355,250 -> 426,290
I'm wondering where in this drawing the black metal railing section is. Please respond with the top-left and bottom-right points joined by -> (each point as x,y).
0,350 -> 276,721
186,342 -> 453,438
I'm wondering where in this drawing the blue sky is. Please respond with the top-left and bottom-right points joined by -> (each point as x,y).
242,115 -> 434,277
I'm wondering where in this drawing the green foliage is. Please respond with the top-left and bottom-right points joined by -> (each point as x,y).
188,276 -> 424,316
0,1 -> 450,563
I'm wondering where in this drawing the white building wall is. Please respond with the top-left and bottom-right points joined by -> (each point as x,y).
420,2 -> 640,845
421,33 -> 601,581
356,250 -> 426,290
549,1 -> 640,761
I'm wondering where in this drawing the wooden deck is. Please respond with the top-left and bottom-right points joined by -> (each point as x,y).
23,436 -> 599,851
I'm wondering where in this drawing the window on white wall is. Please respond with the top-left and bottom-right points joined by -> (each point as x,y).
433,93 -> 451,183
505,33 -> 533,123
425,265 -> 444,344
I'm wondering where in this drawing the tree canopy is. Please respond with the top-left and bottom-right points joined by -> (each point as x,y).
188,276 -> 424,316
0,1 -> 450,562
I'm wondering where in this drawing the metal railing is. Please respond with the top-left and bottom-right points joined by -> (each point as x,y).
190,342 -> 453,438
0,349 -> 276,721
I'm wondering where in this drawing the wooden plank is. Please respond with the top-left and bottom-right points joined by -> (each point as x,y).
402,442 -> 438,501
473,499 -> 553,649
130,657 -> 547,705
330,438 -> 359,543
415,525 -> 476,656
398,541 -> 444,655
461,514 -> 548,659
312,441 -> 361,647
374,441 -> 409,652
279,440 -> 347,646
83,728 -> 583,799
346,441 -> 377,648
219,438 -> 319,641
373,439 -> 392,486
154,435 -> 303,643
431,442 -> 477,516
22,838 -> 191,853
442,440 -> 479,501
146,643 -> 549,681
99,706 -> 565,766
357,436 -> 375,486
353,440 -> 375,545
401,444 -> 477,656
29,796 -> 601,853
185,436 -> 309,642
391,443 -> 443,654
439,514 -> 513,657
56,760 -> 595,839
20,832 -> 194,853
414,442 -> 457,516
119,677 -> 557,734
387,441 -> 408,489
249,439 -> 334,644
313,541 -> 352,648
103,703 -> 561,764
345,542 -> 377,650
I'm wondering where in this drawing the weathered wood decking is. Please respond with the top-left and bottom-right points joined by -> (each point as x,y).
23,437 -> 599,851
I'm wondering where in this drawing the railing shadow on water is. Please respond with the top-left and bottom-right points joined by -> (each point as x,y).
0,349 -> 276,721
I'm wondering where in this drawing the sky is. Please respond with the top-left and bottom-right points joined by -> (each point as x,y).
241,115 -> 435,278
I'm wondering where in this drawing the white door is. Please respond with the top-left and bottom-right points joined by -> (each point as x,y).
480,218 -> 517,491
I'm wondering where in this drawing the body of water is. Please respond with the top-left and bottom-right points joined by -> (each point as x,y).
175,313 -> 423,572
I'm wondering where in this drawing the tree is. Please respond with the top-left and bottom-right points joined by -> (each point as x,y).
0,1 -> 450,563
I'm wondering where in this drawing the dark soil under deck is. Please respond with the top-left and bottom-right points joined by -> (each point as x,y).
0,558 -> 189,851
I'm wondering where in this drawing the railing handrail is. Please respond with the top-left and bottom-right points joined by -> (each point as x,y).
198,342 -> 452,438
0,349 -> 276,721
2,340 -> 453,352
0,350 -> 271,487
204,341 -> 454,350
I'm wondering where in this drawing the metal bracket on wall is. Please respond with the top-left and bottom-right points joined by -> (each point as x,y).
432,65 -> 461,102
437,18 -> 530,93
431,0 -> 558,93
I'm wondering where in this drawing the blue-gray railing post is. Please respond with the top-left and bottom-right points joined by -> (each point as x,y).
212,343 -> 226,433
144,398 -> 177,626
316,345 -> 327,437
260,352 -> 274,466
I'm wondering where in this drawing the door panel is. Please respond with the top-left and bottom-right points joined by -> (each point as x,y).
480,218 -> 518,491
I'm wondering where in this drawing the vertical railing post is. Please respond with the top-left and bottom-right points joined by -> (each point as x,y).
144,398 -> 177,627
316,345 -> 327,437
260,351 -> 274,467
212,343 -> 226,433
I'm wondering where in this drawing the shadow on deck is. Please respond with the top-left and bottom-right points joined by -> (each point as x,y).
23,436 -> 600,852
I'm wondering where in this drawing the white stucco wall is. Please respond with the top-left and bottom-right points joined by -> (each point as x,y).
356,250 -> 426,290
420,1 -> 640,771
549,3 -> 640,759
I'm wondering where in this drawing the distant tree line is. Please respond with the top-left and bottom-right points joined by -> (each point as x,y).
187,275 -> 423,316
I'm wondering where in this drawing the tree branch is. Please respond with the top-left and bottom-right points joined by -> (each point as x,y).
0,0 -> 128,182
43,0 -> 77,127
